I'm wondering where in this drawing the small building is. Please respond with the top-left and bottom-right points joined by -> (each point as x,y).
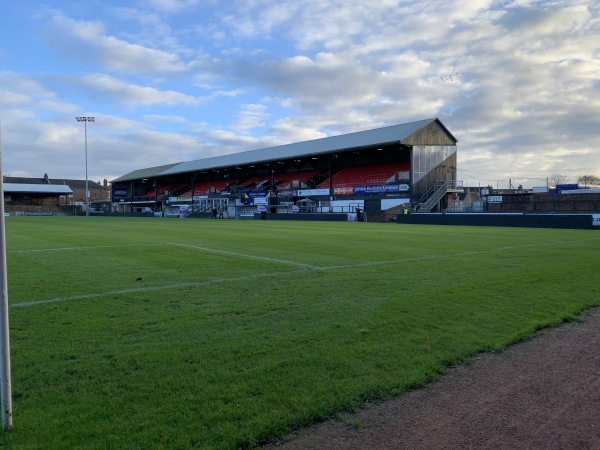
3,174 -> 111,215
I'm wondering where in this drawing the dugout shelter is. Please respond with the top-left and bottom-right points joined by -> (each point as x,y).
111,117 -> 459,218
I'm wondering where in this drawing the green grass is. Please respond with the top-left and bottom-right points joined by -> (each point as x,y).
1,216 -> 599,449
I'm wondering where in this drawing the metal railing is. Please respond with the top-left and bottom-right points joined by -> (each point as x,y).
413,180 -> 462,212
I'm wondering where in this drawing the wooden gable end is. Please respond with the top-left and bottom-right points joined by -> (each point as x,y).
401,119 -> 457,146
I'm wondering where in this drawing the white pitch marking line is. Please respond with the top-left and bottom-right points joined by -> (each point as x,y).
167,242 -> 322,269
10,269 -> 311,308
318,238 -> 600,270
8,243 -> 163,253
10,237 -> 599,308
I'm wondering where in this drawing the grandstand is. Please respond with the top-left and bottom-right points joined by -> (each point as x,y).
111,118 -> 459,219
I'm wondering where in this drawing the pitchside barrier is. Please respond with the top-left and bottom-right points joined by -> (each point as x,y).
396,213 -> 599,229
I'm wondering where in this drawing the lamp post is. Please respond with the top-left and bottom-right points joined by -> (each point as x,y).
76,117 -> 95,216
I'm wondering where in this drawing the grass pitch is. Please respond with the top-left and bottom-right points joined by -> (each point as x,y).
1,216 -> 599,449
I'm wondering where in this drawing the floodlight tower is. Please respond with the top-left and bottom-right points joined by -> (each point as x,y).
76,117 -> 95,216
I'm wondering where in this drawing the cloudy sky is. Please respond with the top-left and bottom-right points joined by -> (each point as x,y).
1,0 -> 598,188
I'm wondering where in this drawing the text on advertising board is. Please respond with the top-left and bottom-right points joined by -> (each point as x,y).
113,188 -> 128,198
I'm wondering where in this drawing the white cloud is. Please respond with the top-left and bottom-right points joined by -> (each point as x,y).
0,72 -> 80,119
0,71 -> 55,102
144,0 -> 202,14
143,114 -> 190,124
45,12 -> 187,74
267,118 -> 328,143
0,90 -> 32,106
232,104 -> 269,131
78,74 -> 199,106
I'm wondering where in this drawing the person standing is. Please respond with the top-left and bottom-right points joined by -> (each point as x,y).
355,207 -> 362,222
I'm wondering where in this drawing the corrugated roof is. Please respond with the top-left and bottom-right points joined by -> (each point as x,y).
4,183 -> 73,194
111,163 -> 180,183
112,118 -> 454,182
49,179 -> 103,190
4,177 -> 104,189
162,118 -> 441,176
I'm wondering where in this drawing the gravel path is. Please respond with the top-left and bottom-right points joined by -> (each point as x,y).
263,308 -> 600,449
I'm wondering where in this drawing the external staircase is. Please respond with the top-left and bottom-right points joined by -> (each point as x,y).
413,180 -> 463,212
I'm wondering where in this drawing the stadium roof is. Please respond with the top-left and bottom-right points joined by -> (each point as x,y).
112,118 -> 455,183
4,183 -> 73,195
111,163 -> 179,184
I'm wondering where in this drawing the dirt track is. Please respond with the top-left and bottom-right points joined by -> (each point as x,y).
263,308 -> 600,449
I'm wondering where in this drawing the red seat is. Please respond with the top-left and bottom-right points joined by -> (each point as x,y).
318,162 -> 409,188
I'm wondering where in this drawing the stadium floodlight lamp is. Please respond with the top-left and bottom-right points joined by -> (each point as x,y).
75,117 -> 95,216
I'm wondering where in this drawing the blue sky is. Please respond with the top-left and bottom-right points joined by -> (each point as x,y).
1,0 -> 599,188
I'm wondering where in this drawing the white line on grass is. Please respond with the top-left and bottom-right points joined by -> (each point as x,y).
11,237 -> 599,308
318,238 -> 600,270
167,242 -> 322,269
9,270 -> 311,308
8,243 -> 163,253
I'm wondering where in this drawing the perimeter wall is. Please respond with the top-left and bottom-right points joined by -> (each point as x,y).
396,213 -> 597,229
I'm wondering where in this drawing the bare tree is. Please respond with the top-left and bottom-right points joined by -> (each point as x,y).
548,174 -> 569,187
577,175 -> 600,187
